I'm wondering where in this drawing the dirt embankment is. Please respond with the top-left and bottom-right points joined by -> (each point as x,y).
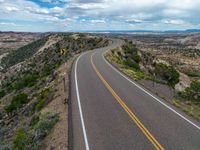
42,57 -> 75,150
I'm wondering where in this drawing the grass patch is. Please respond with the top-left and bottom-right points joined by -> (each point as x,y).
13,128 -> 29,150
121,67 -> 151,81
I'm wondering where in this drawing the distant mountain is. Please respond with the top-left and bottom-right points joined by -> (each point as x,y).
185,29 -> 200,32
80,29 -> 200,33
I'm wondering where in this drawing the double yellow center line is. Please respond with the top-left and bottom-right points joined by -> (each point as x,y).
91,53 -> 164,150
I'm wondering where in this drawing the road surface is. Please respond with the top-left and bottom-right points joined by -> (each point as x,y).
70,39 -> 200,150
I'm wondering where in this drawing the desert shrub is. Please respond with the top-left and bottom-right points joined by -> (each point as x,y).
42,64 -> 55,76
0,90 -> 6,99
12,112 -> 59,150
29,112 -> 59,146
154,63 -> 179,87
33,112 -> 59,132
0,126 -> 8,140
13,74 -> 39,90
5,93 -> 28,113
178,81 -> 200,101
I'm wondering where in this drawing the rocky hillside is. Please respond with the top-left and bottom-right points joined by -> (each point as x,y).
0,33 -> 109,149
131,34 -> 200,77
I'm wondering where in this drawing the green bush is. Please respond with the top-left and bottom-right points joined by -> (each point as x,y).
34,88 -> 50,112
186,72 -> 200,78
121,41 -> 141,70
124,59 -> 140,70
13,128 -> 28,150
35,99 -> 45,112
122,41 -> 137,54
154,63 -> 179,87
30,115 -> 40,128
132,53 -> 141,63
5,93 -> 28,113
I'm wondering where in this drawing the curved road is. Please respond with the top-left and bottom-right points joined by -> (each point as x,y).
70,39 -> 200,150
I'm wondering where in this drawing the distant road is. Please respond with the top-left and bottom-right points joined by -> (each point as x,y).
70,39 -> 200,150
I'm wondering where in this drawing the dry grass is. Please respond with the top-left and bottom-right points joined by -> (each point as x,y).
172,99 -> 200,121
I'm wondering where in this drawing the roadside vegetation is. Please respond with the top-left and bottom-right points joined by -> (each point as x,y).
105,41 -> 151,80
105,40 -> 200,121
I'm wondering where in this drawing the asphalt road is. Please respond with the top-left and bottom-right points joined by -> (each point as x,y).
70,39 -> 200,150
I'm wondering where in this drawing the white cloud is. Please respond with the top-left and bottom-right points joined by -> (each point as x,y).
50,7 -> 63,13
0,22 -> 17,26
90,19 -> 106,23
162,19 -> 185,25
5,6 -> 19,12
26,7 -> 49,14
0,0 -> 200,31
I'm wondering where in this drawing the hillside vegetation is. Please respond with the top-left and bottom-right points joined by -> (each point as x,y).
1,37 -> 48,68
0,33 -> 108,149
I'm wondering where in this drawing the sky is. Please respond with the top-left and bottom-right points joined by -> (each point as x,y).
0,0 -> 200,32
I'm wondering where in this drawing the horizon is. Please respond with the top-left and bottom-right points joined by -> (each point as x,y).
1,0 -> 200,32
1,29 -> 200,33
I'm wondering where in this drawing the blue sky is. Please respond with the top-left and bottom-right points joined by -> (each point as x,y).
0,0 -> 200,32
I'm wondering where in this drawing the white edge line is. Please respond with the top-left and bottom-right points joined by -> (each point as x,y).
102,50 -> 200,131
75,52 -> 90,150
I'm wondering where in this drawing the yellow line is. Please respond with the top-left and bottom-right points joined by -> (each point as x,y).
91,53 -> 164,150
